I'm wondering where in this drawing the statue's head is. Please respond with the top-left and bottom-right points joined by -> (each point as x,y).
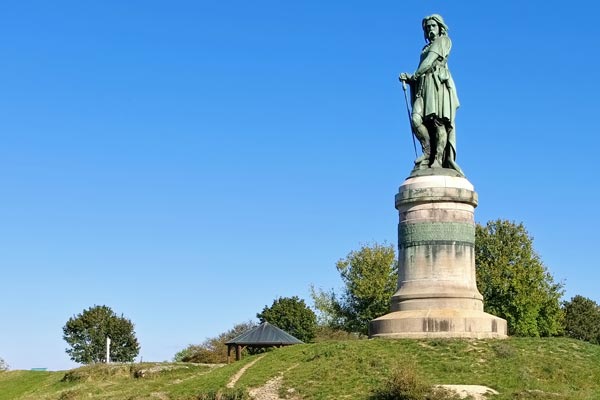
422,14 -> 448,42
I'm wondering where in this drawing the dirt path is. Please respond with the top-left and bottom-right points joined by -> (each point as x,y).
226,355 -> 266,388
248,375 -> 285,400
248,364 -> 299,400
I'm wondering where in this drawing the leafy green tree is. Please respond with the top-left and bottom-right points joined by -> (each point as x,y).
257,296 -> 317,343
172,346 -> 197,363
175,321 -> 257,363
63,305 -> 140,364
563,295 -> 600,344
312,243 -> 397,335
475,220 -> 564,336
311,286 -> 346,329
0,357 -> 8,372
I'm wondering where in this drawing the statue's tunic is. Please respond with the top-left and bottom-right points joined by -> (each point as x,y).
415,35 -> 460,167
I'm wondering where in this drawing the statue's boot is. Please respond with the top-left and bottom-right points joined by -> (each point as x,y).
413,124 -> 430,169
430,124 -> 447,168
415,143 -> 431,169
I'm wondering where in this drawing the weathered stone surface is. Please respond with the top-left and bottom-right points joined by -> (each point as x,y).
437,385 -> 499,400
369,175 -> 507,338
370,309 -> 506,339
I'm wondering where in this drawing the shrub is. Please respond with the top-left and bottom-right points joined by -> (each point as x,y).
58,390 -> 82,400
313,325 -> 363,342
0,357 -> 8,372
61,364 -> 131,382
492,342 -> 516,358
563,295 -> 600,344
175,321 -> 257,364
173,345 -> 199,362
371,364 -> 462,400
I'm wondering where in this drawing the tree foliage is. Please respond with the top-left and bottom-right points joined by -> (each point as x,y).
175,321 -> 257,363
0,357 -> 8,372
257,296 -> 317,343
63,305 -> 140,364
475,220 -> 564,336
312,243 -> 397,335
563,295 -> 600,344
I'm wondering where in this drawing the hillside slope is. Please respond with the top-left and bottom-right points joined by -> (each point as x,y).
1,337 -> 599,400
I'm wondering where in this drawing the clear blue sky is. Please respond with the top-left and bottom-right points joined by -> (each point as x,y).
1,1 -> 598,371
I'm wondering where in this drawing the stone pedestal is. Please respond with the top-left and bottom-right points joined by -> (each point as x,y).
369,173 -> 507,338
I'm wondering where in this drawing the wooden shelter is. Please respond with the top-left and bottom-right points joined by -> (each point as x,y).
225,321 -> 303,362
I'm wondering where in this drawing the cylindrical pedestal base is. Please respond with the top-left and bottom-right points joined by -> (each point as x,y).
370,309 -> 507,339
369,172 -> 507,339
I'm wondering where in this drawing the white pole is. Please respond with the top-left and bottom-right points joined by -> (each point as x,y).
106,336 -> 111,364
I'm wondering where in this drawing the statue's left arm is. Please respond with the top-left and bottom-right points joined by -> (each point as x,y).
413,52 -> 439,79
414,37 -> 452,79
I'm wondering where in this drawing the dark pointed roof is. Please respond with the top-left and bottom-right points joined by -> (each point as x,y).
225,322 -> 304,345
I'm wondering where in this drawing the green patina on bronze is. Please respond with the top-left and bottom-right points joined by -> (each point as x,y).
398,222 -> 474,247
399,14 -> 463,177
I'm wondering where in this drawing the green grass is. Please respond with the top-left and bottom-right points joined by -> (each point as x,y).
1,337 -> 599,399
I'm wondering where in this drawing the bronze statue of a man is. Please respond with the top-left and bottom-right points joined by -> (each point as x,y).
400,14 -> 462,175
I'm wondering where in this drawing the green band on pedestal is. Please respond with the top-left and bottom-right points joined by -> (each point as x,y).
399,222 -> 474,248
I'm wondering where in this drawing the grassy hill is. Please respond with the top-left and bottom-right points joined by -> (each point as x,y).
1,337 -> 599,400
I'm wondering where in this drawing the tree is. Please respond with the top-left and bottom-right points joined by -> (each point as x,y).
257,296 -> 317,343
563,295 -> 600,344
0,357 -> 8,372
63,305 -> 140,364
475,220 -> 564,336
174,321 -> 257,363
312,243 -> 397,335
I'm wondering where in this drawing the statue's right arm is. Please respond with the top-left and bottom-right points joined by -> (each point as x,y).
399,72 -> 413,82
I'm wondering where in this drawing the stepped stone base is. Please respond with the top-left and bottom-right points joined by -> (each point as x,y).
370,309 -> 507,339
